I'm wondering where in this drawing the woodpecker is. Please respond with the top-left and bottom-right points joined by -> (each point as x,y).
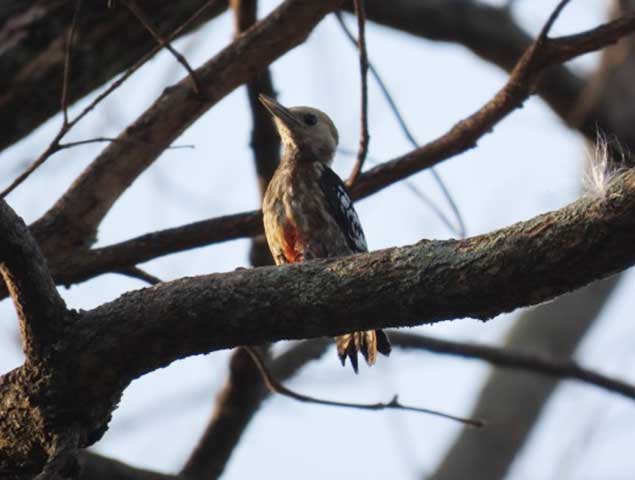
259,94 -> 391,373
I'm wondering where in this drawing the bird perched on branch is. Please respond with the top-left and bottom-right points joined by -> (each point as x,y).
259,94 -> 391,373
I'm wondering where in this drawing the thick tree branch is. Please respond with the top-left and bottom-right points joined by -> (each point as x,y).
29,0 -> 339,255
0,200 -> 67,360
75,169 -> 635,386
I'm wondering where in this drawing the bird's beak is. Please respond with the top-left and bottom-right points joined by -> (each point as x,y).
259,94 -> 300,130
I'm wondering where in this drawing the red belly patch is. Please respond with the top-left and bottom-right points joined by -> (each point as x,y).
282,223 -> 302,263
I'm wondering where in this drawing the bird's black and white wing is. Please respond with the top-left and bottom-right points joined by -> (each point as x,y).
318,165 -> 368,253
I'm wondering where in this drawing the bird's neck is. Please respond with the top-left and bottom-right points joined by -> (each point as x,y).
280,142 -> 332,167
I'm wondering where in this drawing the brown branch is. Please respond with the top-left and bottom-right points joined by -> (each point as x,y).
122,0 -> 201,94
27,0 -> 339,257
346,0 -> 370,186
76,168 -> 635,386
0,200 -> 67,361
390,331 -> 635,400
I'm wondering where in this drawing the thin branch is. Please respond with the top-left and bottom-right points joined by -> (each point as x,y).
339,147 -> 462,235
122,0 -> 201,93
61,0 -> 83,127
538,0 -> 573,42
244,347 -> 483,427
115,266 -> 162,285
58,137 -> 195,150
390,332 -> 635,401
1,0 -> 221,200
335,12 -> 466,238
346,0 -> 370,186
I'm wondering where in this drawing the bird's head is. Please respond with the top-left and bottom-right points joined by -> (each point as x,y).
259,94 -> 338,165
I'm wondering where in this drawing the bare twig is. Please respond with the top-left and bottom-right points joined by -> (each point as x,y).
335,12 -> 466,237
538,0 -> 574,42
58,137 -> 195,150
1,0 -> 220,199
61,0 -> 83,127
390,332 -> 635,401
244,347 -> 483,427
346,0 -> 370,185
122,0 -> 201,93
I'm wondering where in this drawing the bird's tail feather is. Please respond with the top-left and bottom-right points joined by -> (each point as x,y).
336,330 -> 391,373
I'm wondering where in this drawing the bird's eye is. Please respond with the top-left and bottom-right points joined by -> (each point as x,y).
303,113 -> 318,126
